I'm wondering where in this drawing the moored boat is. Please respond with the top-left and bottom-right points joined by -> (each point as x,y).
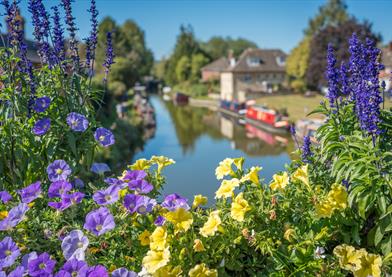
245,105 -> 289,134
173,92 -> 189,105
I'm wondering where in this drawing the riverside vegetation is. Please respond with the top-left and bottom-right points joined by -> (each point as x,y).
0,1 -> 392,276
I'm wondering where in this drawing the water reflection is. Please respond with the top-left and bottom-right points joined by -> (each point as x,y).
133,95 -> 294,202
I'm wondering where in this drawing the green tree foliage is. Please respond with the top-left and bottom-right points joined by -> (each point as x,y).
190,54 -> 210,82
306,18 -> 380,89
287,0 -> 350,91
201,36 -> 258,60
164,25 -> 209,85
175,56 -> 191,83
286,37 -> 311,92
95,17 -> 153,88
304,0 -> 349,36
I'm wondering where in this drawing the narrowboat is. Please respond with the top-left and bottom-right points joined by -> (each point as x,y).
219,100 -> 246,118
173,92 -> 189,105
295,118 -> 323,143
245,105 -> 289,134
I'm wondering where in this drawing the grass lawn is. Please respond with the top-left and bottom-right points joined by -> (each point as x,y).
255,94 -> 392,122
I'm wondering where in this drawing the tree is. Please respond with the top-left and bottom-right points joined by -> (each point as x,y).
286,37 -> 311,92
175,56 -> 191,83
190,54 -> 209,82
164,25 -> 206,84
304,0 -> 349,36
306,18 -> 380,89
201,36 -> 258,60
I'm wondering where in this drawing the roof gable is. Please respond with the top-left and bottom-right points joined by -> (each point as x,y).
201,57 -> 229,72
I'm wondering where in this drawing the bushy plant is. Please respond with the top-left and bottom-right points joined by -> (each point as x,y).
0,1 -> 391,276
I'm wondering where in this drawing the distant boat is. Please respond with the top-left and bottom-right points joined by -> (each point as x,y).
245,105 -> 289,134
173,92 -> 189,105
295,118 -> 323,142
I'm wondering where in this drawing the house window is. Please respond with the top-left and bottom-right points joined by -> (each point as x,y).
247,57 -> 261,67
276,56 -> 286,66
241,74 -> 252,83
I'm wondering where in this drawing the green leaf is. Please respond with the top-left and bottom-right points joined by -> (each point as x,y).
67,132 -> 77,157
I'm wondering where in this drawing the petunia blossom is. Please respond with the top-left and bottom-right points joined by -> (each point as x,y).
0,191 -> 12,204
57,259 -> 88,277
61,230 -> 89,261
17,181 -> 41,203
87,265 -> 108,277
48,181 -> 72,198
123,194 -> 156,215
33,96 -> 51,113
128,179 -> 153,194
32,118 -> 51,136
28,252 -> 56,277
92,184 -> 120,205
161,193 -> 190,211
111,268 -> 138,277
90,163 -> 110,175
94,127 -> 115,147
0,203 -> 29,231
0,236 -> 20,269
83,207 -> 115,236
66,112 -> 89,132
47,160 -> 72,182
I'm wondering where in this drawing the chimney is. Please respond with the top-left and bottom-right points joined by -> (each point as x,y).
228,49 -> 236,67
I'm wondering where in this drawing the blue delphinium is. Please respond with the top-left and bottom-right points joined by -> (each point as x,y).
326,44 -> 339,108
103,32 -> 115,83
61,0 -> 79,66
51,6 -> 65,64
85,0 -> 99,69
301,135 -> 312,163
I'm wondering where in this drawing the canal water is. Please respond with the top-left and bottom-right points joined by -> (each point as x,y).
133,95 -> 295,202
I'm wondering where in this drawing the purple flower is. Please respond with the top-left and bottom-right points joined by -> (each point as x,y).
32,118 -> 51,136
161,193 -> 190,211
0,203 -> 29,231
121,170 -> 147,182
51,6 -> 65,63
85,0 -> 98,68
94,128 -> 115,147
103,32 -> 115,82
301,135 -> 312,163
28,252 -> 56,277
87,265 -> 108,277
61,0 -> 79,65
0,191 -> 12,204
123,194 -> 156,215
47,160 -> 72,182
128,179 -> 153,194
8,265 -> 25,277
17,181 -> 41,203
326,44 -> 340,108
58,259 -> 88,277
33,96 -> 51,113
73,178 -> 85,189
48,181 -> 72,198
104,178 -> 127,189
61,230 -> 89,261
21,251 -> 38,270
48,192 -> 84,211
111,268 -> 138,277
154,216 -> 166,227
90,163 -> 110,174
66,112 -> 89,132
84,207 -> 115,236
92,185 -> 120,205
0,237 -> 20,269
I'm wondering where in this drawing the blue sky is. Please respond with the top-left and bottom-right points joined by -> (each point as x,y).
7,0 -> 392,59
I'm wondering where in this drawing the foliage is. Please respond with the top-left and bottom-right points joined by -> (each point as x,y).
286,37 -> 311,91
306,18 -> 379,89
200,36 -> 258,60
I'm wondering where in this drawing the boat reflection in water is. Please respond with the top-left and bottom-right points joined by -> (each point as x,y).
134,96 -> 294,203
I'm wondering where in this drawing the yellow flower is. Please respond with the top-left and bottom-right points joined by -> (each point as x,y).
353,253 -> 382,277
150,156 -> 175,173
269,172 -> 289,191
192,194 -> 208,209
0,211 -> 8,220
149,227 -> 167,251
327,183 -> 348,210
164,208 -> 193,233
315,201 -> 335,218
240,166 -> 262,185
88,247 -> 101,254
292,164 -> 309,188
193,239 -> 205,252
130,158 -> 152,170
139,230 -> 151,246
283,228 -> 296,242
215,158 -> 234,180
28,202 -> 35,208
233,157 -> 245,171
119,189 -> 128,198
109,265 -> 116,273
230,193 -> 251,222
153,265 -> 182,277
189,263 -> 217,277
142,248 -> 170,274
215,178 -> 240,199
334,244 -> 364,271
200,210 -> 221,237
